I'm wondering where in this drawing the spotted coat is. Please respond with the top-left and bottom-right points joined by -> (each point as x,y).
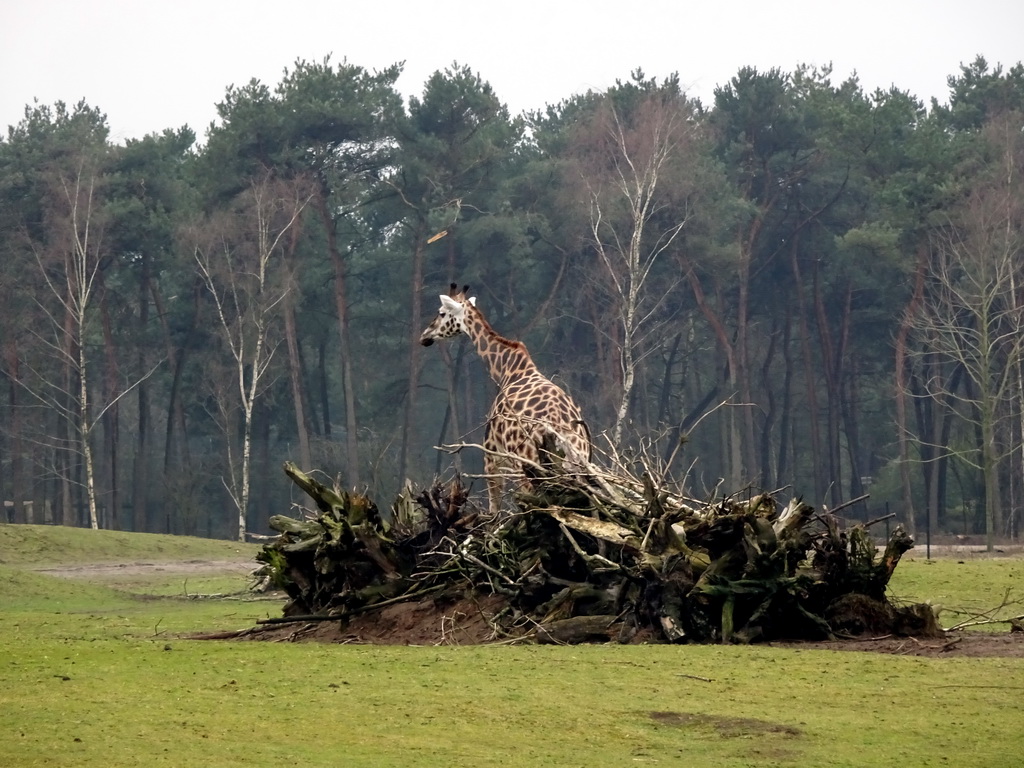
420,285 -> 590,515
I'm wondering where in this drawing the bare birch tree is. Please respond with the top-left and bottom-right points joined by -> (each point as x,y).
21,157 -> 162,528
30,160 -> 104,527
571,89 -> 701,444
194,174 -> 312,541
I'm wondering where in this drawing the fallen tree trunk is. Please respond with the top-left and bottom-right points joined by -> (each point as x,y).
253,459 -> 936,644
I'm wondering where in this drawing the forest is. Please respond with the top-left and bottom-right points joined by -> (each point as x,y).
1,54 -> 1022,544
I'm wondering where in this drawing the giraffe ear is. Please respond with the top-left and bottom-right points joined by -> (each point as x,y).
439,294 -> 462,313
468,296 -> 477,307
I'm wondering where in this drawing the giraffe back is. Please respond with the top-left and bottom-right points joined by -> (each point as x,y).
486,369 -> 591,471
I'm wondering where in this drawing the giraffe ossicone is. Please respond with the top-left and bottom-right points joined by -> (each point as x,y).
420,283 -> 591,515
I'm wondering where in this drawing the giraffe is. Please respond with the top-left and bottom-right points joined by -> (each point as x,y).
420,284 -> 591,515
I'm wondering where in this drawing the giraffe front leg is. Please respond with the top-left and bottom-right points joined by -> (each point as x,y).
484,453 -> 503,516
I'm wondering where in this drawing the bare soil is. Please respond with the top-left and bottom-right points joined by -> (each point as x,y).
34,558 -> 256,579
223,594 -> 511,646
903,542 -> 1024,559
769,632 -> 1024,657
208,590 -> 1024,658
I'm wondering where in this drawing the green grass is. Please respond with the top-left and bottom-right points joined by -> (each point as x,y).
1,524 -> 1022,768
889,554 -> 1023,630
0,523 -> 259,568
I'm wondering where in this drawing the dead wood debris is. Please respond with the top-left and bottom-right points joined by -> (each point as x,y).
252,458 -> 937,644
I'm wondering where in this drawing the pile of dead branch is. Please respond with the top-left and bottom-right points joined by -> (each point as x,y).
253,456 -> 937,644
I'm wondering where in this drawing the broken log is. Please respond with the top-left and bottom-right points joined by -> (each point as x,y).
253,459 -> 933,644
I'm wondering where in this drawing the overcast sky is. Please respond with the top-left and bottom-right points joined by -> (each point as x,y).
2,0 -> 1021,144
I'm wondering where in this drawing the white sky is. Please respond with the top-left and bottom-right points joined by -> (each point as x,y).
2,0 -> 1021,144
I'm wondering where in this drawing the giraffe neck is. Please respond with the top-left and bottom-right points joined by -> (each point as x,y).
463,308 -> 538,387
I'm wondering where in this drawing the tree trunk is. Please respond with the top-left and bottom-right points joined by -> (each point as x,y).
894,246 -> 927,534
684,267 -> 739,486
923,360 -> 964,534
841,362 -> 866,518
935,372 -> 962,531
656,331 -> 683,427
981,400 -> 1001,551
60,299 -> 76,526
99,285 -> 120,529
613,319 -> 636,446
254,402 -> 272,532
776,306 -> 795,490
810,264 -> 845,509
299,338 -> 321,438
283,291 -> 312,469
239,404 -> 253,542
318,339 -> 332,437
4,342 -> 27,523
435,341 -> 468,475
283,221 -> 312,469
318,194 -> 360,486
78,334 -> 98,529
734,243 -> 758,484
162,348 -> 187,471
758,320 -> 781,487
789,240 -> 826,502
153,280 -> 195,533
133,255 -> 150,533
399,229 -> 427,483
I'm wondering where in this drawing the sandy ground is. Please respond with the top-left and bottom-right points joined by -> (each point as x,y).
34,558 -> 257,579
216,591 -> 1024,657
903,543 -> 1024,559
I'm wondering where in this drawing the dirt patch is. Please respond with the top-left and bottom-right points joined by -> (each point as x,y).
35,559 -> 256,579
198,590 -> 1024,657
649,710 -> 802,737
770,630 -> 1024,658
903,543 -> 1024,559
227,593 -> 509,645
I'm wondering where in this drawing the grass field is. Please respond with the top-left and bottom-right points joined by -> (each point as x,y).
1,524 -> 1022,768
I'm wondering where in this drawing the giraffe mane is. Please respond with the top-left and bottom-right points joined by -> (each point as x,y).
466,303 -> 524,352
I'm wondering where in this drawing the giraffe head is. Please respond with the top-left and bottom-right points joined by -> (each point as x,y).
420,284 -> 477,347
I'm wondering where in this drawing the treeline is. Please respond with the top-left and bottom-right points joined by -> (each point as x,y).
1,55 -> 1022,542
